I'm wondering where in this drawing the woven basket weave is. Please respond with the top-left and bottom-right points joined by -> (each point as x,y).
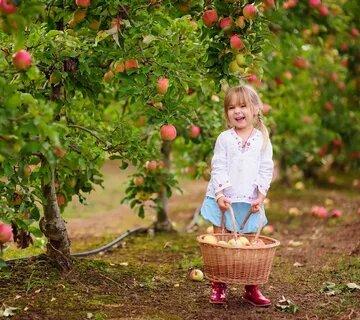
197,206 -> 280,284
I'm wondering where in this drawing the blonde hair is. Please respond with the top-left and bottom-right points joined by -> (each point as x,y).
224,85 -> 269,147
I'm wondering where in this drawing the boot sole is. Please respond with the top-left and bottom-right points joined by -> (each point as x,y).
209,299 -> 227,305
242,297 -> 271,307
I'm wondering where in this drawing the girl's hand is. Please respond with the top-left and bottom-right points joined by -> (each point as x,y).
217,196 -> 231,213
251,198 -> 263,213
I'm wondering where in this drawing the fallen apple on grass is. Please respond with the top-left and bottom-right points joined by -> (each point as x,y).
189,269 -> 204,281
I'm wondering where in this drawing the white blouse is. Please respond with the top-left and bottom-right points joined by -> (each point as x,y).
205,128 -> 274,203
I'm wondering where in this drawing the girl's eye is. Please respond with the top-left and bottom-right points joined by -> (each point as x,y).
240,105 -> 246,108
229,106 -> 235,110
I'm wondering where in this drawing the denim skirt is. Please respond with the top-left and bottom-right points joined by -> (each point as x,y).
200,196 -> 268,234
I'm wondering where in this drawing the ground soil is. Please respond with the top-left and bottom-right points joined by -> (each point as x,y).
1,164 -> 359,320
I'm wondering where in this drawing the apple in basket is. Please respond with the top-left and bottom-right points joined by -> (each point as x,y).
251,239 -> 266,247
239,236 -> 251,246
217,240 -> 229,247
189,269 -> 204,281
206,226 -> 214,234
202,235 -> 217,244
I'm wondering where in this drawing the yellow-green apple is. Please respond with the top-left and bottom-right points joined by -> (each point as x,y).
202,234 -> 217,244
12,50 -> 32,70
157,77 -> 169,94
238,236 -> 251,246
202,9 -> 218,27
206,226 -> 214,234
160,124 -> 177,141
189,269 -> 204,281
227,238 -> 243,248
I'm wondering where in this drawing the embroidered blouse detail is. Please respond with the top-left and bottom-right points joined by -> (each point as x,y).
206,128 -> 274,204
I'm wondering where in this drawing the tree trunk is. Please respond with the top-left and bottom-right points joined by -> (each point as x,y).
154,140 -> 174,232
40,162 -> 72,271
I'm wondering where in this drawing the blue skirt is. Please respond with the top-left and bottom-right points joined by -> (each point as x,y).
200,196 -> 268,234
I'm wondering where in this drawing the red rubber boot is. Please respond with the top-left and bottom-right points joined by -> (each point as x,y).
243,285 -> 271,307
209,282 -> 227,304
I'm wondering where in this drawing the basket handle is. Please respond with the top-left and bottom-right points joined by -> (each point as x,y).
221,205 -> 248,239
254,206 -> 266,242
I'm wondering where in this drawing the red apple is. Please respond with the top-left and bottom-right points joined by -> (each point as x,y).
56,194 -> 66,206
124,59 -> 139,70
0,0 -> 17,14
243,4 -> 257,20
293,57 -> 310,69
160,124 -> 177,141
202,9 -> 218,27
340,43 -> 349,52
0,223 -> 13,244
230,34 -> 244,50
262,225 -> 274,235
113,61 -> 125,73
188,125 -> 201,138
75,0 -> 90,8
235,16 -> 246,29
283,70 -> 293,80
157,77 -> 169,94
350,27 -> 359,38
263,0 -> 275,10
12,50 -> 32,70
317,4 -> 329,16
103,70 -> 114,82
308,0 -> 321,8
283,0 -> 298,9
324,101 -> 334,111
340,59 -> 348,68
219,17 -> 232,30
332,138 -> 342,148
134,176 -> 144,186
311,205 -> 328,218
145,160 -> 157,171
262,103 -> 271,115
53,146 -> 67,158
330,209 -> 342,218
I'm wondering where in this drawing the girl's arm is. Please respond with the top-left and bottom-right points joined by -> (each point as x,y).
211,133 -> 232,195
252,140 -> 274,211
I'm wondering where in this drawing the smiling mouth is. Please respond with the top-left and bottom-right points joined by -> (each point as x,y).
235,116 -> 245,121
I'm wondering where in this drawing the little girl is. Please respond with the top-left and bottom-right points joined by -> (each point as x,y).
200,84 -> 274,307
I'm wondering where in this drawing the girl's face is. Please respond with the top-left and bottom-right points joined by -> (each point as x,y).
227,95 -> 255,130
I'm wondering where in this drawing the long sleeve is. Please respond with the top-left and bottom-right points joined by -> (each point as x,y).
211,133 -> 232,194
255,140 -> 274,196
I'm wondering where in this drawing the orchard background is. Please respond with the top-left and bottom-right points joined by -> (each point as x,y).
0,0 -> 359,319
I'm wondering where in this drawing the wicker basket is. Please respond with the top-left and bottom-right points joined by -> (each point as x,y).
197,206 -> 280,284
